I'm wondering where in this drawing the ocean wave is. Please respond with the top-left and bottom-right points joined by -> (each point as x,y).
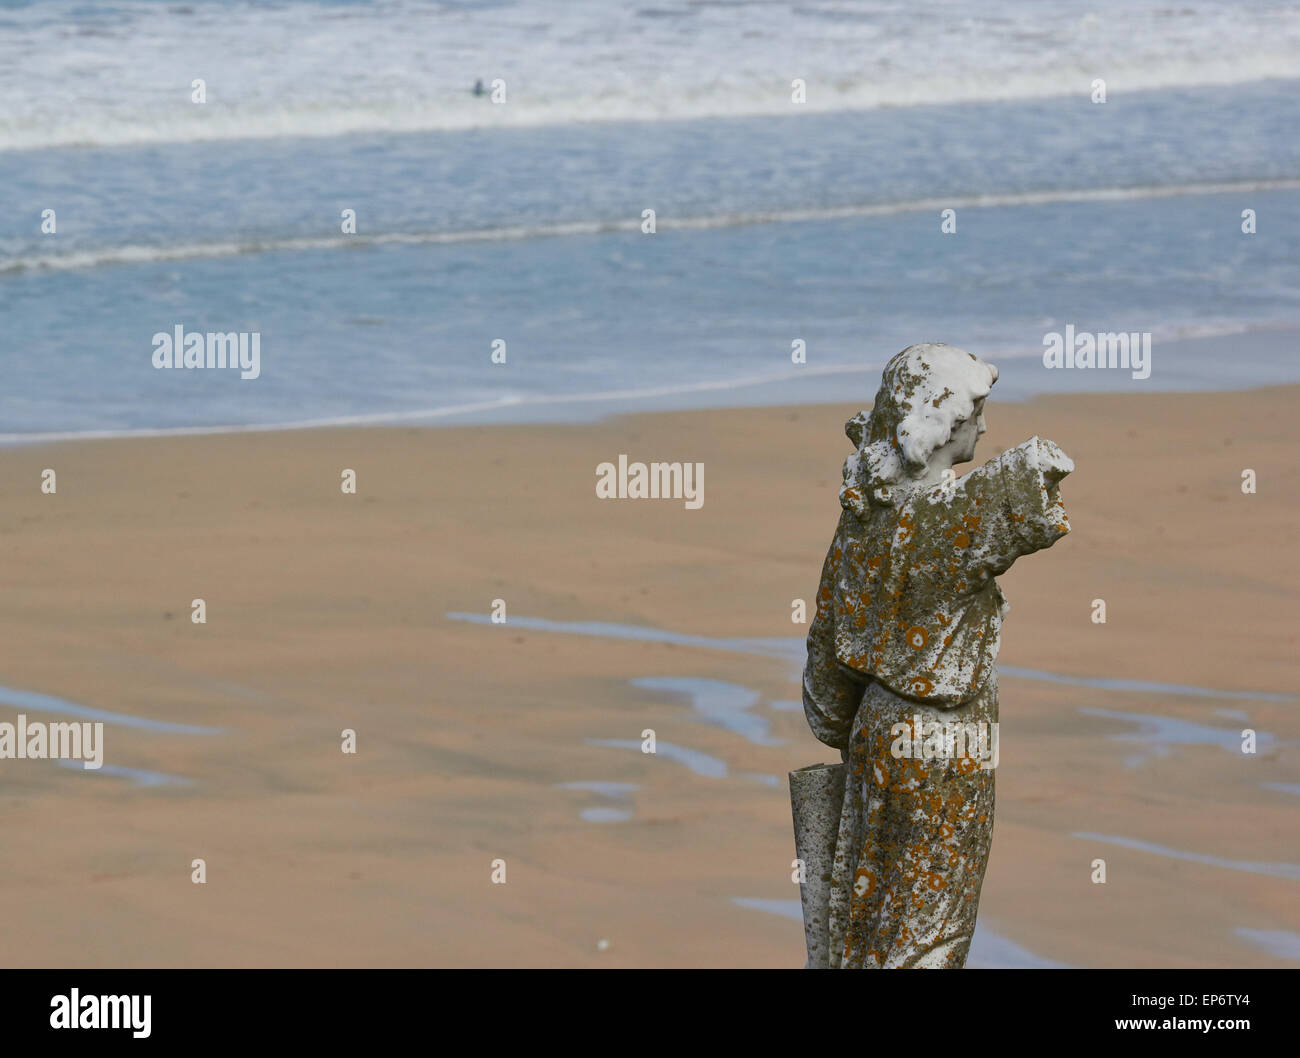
6,179 -> 1297,275
2,0 -> 1298,151
3,62 -> 1299,152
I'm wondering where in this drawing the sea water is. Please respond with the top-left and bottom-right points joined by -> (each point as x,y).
2,0 -> 1298,438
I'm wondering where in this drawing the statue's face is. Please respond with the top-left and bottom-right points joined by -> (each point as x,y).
947,397 -> 987,465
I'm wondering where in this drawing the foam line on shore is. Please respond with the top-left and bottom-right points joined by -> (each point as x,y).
4,323 -> 1293,447
7,179 -> 1298,275
0,363 -> 898,446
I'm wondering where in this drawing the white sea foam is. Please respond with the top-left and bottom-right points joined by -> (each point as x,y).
6,179 -> 1297,276
2,0 -> 1298,151
7,60 -> 1300,152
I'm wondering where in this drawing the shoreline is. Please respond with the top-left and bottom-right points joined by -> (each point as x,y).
5,327 -> 1299,448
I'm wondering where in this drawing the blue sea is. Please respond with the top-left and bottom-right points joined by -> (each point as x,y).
2,0 -> 1298,440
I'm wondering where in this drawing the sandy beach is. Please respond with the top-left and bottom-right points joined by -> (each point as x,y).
0,382 -> 1296,968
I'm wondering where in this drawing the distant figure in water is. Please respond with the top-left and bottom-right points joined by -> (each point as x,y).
473,79 -> 485,97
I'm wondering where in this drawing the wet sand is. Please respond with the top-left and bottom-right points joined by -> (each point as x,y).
0,384 -> 1296,967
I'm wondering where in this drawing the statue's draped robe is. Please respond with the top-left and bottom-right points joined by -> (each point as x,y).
802,437 -> 1070,968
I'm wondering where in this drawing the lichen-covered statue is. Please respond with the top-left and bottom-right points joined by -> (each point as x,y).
792,343 -> 1073,969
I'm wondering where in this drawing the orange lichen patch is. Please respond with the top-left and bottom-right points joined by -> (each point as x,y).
853,869 -> 877,898
909,676 -> 933,696
927,872 -> 947,891
953,532 -> 970,548
905,625 -> 928,650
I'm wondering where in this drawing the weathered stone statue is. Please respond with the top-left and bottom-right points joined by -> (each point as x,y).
792,343 -> 1073,968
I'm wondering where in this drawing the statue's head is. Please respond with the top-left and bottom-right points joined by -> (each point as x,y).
842,343 -> 998,512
